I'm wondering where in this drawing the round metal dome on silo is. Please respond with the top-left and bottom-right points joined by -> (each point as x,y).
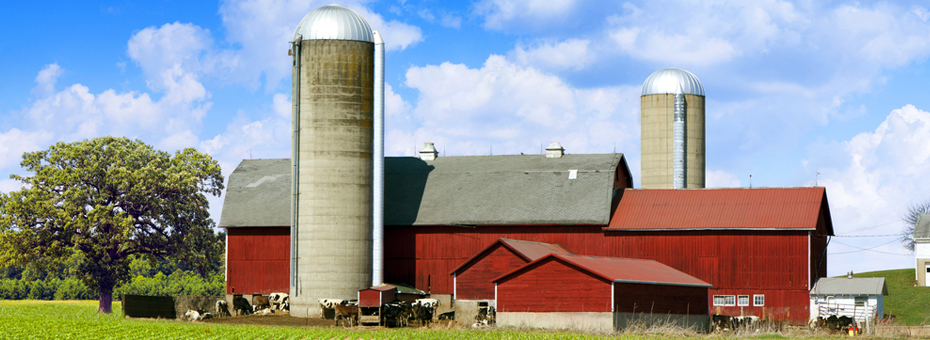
641,68 -> 705,96
293,5 -> 374,42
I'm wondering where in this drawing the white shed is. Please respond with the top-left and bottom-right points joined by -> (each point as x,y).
810,277 -> 888,322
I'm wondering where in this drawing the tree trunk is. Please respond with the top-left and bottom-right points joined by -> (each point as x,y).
98,286 -> 114,314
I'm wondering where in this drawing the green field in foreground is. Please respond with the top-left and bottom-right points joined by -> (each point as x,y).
0,301 -> 691,340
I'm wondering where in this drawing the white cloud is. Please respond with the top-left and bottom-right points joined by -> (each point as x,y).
441,14 -> 462,29
32,64 -> 62,97
474,0 -> 578,30
805,104 -> 930,273
397,55 -> 639,159
511,39 -> 592,71
706,170 -> 742,188
0,128 -> 54,170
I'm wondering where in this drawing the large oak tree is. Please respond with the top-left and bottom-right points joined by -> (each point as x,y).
0,137 -> 223,313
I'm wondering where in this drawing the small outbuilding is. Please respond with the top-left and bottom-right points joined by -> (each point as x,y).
493,254 -> 711,332
914,213 -> 930,286
810,277 -> 888,323
449,238 -> 570,325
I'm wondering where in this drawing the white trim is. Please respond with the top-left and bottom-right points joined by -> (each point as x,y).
611,282 -> 615,312
494,283 -> 498,306
453,275 -> 457,300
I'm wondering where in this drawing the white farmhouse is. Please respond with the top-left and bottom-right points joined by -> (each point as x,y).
915,213 -> 930,286
810,276 -> 888,322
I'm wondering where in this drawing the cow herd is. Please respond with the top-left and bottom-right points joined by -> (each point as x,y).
321,298 -> 441,328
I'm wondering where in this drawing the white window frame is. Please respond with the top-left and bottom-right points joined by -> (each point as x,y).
737,295 -> 750,306
713,295 -> 736,306
753,294 -> 764,306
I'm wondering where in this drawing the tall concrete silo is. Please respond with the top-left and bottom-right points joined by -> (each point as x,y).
640,68 -> 705,189
290,5 -> 374,317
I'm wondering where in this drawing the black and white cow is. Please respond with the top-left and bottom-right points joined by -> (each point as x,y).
269,293 -> 289,311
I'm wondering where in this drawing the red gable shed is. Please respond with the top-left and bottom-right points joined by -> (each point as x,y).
450,238 -> 570,300
493,254 -> 710,331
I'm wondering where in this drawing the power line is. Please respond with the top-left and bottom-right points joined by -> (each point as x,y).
833,234 -> 900,238
842,220 -> 900,233
829,239 -> 911,256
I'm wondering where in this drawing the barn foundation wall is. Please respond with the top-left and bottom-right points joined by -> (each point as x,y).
498,312 -> 614,333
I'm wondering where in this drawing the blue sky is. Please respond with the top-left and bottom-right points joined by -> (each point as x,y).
3,0 -> 930,276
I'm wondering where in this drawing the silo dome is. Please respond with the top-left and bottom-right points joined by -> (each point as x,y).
641,68 -> 705,96
293,5 -> 373,42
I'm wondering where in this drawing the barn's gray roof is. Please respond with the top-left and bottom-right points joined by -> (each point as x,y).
219,154 -> 628,228
915,213 -> 930,238
219,158 -> 291,227
384,154 -> 626,226
810,278 -> 888,296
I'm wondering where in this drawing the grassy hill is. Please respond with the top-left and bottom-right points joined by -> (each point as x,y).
851,268 -> 930,326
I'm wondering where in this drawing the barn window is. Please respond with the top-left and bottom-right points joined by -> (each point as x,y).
753,294 -> 764,306
737,295 -> 749,306
713,295 -> 735,306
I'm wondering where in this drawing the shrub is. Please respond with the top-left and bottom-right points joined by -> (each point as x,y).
55,278 -> 95,300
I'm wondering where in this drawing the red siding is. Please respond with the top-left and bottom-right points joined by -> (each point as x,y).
456,244 -> 529,300
384,225 -> 822,323
497,257 -> 612,312
613,282 -> 708,315
226,227 -> 290,295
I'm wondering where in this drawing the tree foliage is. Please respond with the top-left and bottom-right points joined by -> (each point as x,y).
0,137 -> 223,313
901,199 -> 930,251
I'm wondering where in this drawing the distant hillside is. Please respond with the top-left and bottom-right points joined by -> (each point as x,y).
849,268 -> 930,326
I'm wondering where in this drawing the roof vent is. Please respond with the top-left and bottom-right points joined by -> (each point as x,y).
419,142 -> 438,161
545,142 -> 564,159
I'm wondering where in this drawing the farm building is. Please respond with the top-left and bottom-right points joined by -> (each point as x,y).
219,158 -> 290,295
914,213 -> 930,286
450,238 -> 570,301
219,153 -> 833,324
493,254 -> 710,332
448,238 -> 570,322
810,277 -> 887,323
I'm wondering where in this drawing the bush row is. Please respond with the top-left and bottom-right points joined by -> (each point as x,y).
0,278 -> 96,300
0,270 -> 224,300
114,270 -> 225,299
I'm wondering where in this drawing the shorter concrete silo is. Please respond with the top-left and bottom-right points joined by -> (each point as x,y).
640,68 -> 705,189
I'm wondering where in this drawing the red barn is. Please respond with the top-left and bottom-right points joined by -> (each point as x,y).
220,153 -> 833,324
493,253 -> 710,331
450,238 -> 570,301
219,159 -> 291,295
605,188 -> 833,323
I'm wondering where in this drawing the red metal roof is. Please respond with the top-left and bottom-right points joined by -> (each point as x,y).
607,187 -> 831,231
449,238 -> 570,275
494,254 -> 711,287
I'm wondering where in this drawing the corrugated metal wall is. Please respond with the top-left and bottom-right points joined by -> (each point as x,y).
226,227 -> 290,295
496,257 -> 612,313
384,224 -> 827,323
455,244 -> 529,300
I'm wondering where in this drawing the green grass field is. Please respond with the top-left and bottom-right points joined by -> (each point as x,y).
850,268 -> 930,326
0,301 -> 680,340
